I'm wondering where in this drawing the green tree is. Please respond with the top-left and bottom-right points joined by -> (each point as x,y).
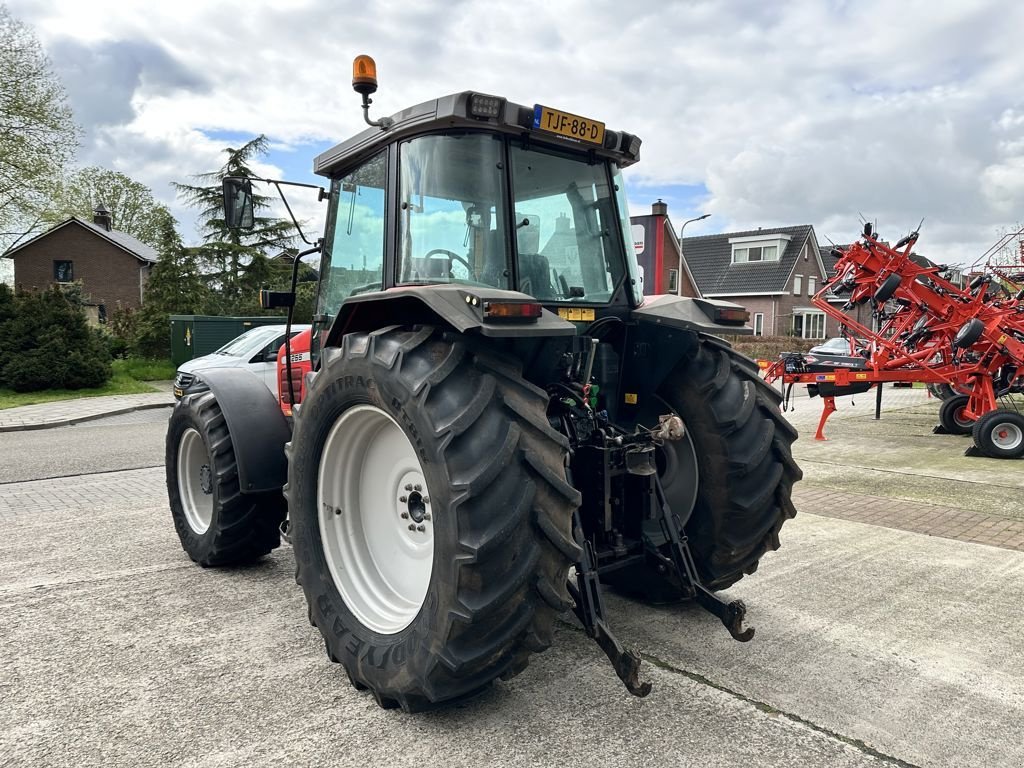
0,4 -> 79,252
173,135 -> 302,318
130,214 -> 211,358
43,166 -> 173,249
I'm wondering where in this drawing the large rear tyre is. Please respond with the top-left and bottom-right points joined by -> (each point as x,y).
972,410 -> 1024,459
288,327 -> 580,711
657,336 -> 801,590
166,392 -> 286,566
938,394 -> 975,435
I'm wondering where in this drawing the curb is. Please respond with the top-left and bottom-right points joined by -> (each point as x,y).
0,402 -> 173,433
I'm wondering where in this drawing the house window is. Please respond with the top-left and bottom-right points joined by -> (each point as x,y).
807,276 -> 816,296
54,260 -> 73,282
732,245 -> 779,263
793,275 -> 802,295
667,269 -> 678,293
793,310 -> 826,339
753,312 -> 764,336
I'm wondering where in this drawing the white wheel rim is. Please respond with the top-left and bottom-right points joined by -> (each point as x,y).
177,427 -> 214,534
990,421 -> 1023,451
318,404 -> 434,635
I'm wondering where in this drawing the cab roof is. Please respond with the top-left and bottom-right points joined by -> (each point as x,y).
314,91 -> 642,178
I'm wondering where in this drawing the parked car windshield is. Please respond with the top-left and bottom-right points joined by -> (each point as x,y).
214,326 -> 291,357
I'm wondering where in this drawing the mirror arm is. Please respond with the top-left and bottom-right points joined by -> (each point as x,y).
281,240 -> 323,409
270,181 -> 315,246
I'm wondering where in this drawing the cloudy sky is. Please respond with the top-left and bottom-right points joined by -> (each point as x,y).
9,0 -> 1024,266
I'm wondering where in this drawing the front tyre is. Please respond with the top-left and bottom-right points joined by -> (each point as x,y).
166,392 -> 286,566
288,327 -> 580,711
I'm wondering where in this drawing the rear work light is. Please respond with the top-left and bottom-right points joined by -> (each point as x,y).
469,93 -> 505,119
714,307 -> 750,325
482,301 -> 543,321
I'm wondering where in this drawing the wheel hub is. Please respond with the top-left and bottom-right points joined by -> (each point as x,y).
406,491 -> 428,523
199,464 -> 213,495
991,422 -> 1023,450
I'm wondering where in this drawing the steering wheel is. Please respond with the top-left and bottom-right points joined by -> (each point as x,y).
424,248 -> 471,272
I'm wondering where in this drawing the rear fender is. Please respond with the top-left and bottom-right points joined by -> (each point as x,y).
325,285 -> 575,348
190,367 -> 291,494
632,295 -> 752,336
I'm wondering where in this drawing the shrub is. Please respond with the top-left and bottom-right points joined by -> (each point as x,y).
0,287 -> 112,392
721,334 -> 818,362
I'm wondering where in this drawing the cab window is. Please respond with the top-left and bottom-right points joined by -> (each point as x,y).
397,133 -> 509,289
317,151 -> 388,320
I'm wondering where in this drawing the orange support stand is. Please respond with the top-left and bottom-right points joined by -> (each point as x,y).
815,396 -> 837,441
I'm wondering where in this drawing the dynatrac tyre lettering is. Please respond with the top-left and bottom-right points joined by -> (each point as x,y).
166,392 -> 286,566
287,326 -> 580,711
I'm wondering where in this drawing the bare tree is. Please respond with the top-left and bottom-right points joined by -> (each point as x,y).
0,3 -> 79,252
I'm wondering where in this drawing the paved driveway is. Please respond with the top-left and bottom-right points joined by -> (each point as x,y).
2,466 -> 1022,767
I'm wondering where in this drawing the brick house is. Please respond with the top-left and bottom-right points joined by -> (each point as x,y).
679,225 -> 843,339
5,207 -> 158,316
630,201 -> 701,297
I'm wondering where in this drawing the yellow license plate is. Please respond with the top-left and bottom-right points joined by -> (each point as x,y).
533,105 -> 605,146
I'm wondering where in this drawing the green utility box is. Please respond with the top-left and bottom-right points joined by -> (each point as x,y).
169,315 -> 286,366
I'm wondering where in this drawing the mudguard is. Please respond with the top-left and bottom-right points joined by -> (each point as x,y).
189,367 -> 292,494
632,294 -> 753,335
326,285 -> 575,346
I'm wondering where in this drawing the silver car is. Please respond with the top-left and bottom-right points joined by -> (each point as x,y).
173,324 -> 311,399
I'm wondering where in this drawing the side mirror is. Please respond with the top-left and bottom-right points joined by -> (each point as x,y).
223,177 -> 255,230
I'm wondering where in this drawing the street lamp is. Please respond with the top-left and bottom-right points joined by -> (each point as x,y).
678,213 -> 711,296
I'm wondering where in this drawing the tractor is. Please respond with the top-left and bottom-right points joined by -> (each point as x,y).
166,56 -> 801,711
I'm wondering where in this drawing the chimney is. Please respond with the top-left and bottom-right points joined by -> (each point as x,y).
93,204 -> 112,231
652,199 -> 668,217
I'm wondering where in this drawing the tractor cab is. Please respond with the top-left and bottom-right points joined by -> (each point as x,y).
306,65 -> 649,361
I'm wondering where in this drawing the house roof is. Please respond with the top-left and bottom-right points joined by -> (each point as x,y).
819,245 -> 847,278
680,225 -> 813,295
4,216 -> 158,264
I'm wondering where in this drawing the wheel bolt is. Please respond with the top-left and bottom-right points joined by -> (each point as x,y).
399,495 -> 407,503
401,512 -> 409,519
422,497 -> 429,505
423,513 -> 431,521
416,524 -> 426,532
405,484 -> 413,491
408,524 -> 417,531
413,484 -> 422,492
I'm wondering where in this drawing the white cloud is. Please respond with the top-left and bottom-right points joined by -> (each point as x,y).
7,0 -> 1024,265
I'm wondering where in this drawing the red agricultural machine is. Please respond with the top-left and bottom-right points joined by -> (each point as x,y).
764,222 -> 1024,459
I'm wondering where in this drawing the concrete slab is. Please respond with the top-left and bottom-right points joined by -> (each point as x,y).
609,515 -> 1024,768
